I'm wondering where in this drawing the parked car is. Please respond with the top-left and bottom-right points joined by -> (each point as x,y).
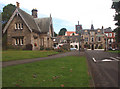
108,47 -> 112,50
70,48 -> 77,51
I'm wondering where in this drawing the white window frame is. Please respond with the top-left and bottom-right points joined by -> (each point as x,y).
15,23 -> 17,29
21,38 -> 24,45
15,38 -> 18,45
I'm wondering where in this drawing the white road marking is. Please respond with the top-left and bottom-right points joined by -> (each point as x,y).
92,57 -> 97,62
110,57 -> 119,61
116,57 -> 120,59
102,59 -> 113,62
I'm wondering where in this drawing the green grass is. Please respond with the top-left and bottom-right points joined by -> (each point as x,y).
2,50 -> 58,61
3,56 -> 90,87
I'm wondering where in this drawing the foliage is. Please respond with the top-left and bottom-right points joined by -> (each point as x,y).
54,48 -> 64,52
45,47 -> 53,50
2,4 -> 16,29
98,45 -> 102,49
2,33 -> 7,50
3,56 -> 90,87
54,32 -> 57,37
112,1 -> 120,43
26,44 -> 33,50
40,46 -> 44,50
58,28 -> 67,36
2,50 -> 58,61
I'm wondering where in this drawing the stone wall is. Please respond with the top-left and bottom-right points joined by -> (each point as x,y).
7,14 -> 31,49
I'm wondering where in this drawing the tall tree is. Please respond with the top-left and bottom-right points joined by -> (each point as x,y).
2,4 -> 16,50
54,32 -> 57,37
112,1 -> 120,43
2,4 -> 16,29
58,28 -> 67,36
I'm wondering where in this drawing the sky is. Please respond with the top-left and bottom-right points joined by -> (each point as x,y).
0,0 -> 117,34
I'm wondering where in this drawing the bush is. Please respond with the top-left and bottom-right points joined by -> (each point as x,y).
26,44 -> 32,50
55,48 -> 64,52
45,48 -> 52,50
98,46 -> 102,49
40,46 -> 44,50
7,45 -> 15,50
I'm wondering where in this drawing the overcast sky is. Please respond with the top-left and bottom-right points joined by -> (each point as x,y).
0,0 -> 117,33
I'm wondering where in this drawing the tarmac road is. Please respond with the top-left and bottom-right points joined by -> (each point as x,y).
86,50 -> 119,87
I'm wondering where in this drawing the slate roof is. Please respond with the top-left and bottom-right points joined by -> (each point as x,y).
34,18 -> 50,33
3,8 -> 51,34
17,8 -> 40,33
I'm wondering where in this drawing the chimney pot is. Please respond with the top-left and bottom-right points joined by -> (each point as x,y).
16,2 -> 20,8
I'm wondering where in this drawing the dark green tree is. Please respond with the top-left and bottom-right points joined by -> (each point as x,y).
54,32 -> 57,37
2,4 -> 16,29
112,1 -> 120,43
2,4 -> 16,50
58,28 -> 67,36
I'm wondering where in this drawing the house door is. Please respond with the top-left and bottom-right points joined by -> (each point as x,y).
91,44 -> 94,50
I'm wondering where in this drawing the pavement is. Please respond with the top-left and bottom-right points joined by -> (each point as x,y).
85,50 -> 119,87
2,51 -> 85,67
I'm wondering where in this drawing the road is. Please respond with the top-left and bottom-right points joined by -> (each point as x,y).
2,51 -> 84,67
86,50 -> 119,87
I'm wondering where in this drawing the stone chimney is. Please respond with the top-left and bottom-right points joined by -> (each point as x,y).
32,9 -> 38,18
16,2 -> 20,8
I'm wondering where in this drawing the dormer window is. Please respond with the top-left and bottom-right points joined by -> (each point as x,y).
15,23 -> 23,30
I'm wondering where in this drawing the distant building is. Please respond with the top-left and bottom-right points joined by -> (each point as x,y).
54,24 -> 117,50
104,27 -> 116,49
3,2 -> 54,50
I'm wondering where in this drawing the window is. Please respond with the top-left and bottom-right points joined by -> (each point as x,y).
41,38 -> 44,46
15,38 -> 24,45
109,33 -> 112,37
106,33 -> 108,37
85,37 -> 88,42
91,32 -> 94,35
15,23 -> 23,29
21,38 -> 23,45
21,23 -> 23,29
15,23 -> 17,29
98,37 -> 101,41
15,38 -> 18,45
92,38 -> 94,42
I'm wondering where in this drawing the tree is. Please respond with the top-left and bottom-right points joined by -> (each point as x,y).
2,4 -> 16,50
2,4 -> 16,29
58,28 -> 67,36
112,1 -> 120,43
54,32 -> 57,37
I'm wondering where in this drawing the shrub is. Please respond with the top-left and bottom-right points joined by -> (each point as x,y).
45,48 -> 51,50
55,48 -> 64,52
98,46 -> 102,49
40,46 -> 44,50
26,44 -> 32,50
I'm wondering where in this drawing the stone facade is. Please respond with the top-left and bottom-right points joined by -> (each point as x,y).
3,6 -> 54,50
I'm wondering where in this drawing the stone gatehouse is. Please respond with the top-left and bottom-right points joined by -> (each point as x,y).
3,2 -> 54,50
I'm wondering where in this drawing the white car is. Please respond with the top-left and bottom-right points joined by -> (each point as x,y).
70,48 -> 77,51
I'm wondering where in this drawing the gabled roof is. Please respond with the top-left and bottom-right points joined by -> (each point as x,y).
3,8 -> 52,34
17,8 -> 41,33
34,18 -> 50,33
65,31 -> 78,36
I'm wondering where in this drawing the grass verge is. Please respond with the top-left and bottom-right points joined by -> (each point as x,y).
3,56 -> 90,87
2,50 -> 58,61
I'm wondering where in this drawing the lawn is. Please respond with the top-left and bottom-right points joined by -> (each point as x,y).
2,50 -> 58,61
2,56 -> 91,87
